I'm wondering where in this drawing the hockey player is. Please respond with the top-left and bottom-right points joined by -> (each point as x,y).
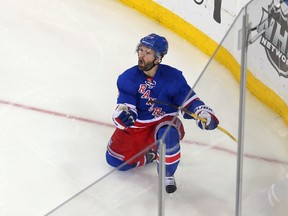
105,33 -> 219,194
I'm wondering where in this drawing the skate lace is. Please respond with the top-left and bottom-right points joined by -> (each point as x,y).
165,176 -> 175,185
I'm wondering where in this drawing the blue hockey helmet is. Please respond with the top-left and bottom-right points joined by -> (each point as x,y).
139,33 -> 168,57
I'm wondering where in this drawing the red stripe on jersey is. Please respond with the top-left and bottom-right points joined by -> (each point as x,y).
183,97 -> 199,109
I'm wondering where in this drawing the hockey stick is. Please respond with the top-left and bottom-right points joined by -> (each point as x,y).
150,99 -> 238,142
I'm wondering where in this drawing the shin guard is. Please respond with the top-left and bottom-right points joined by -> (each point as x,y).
156,125 -> 181,177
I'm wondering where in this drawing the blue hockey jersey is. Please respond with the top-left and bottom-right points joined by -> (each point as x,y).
116,64 -> 204,126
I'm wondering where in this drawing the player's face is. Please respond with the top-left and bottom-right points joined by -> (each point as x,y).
137,46 -> 157,71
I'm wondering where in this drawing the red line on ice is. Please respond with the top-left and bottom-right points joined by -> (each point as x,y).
183,139 -> 288,165
0,99 -> 287,165
0,99 -> 114,128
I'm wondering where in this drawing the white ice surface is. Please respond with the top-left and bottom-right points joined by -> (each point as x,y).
0,0 -> 287,215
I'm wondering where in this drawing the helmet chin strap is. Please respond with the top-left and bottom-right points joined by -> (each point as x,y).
144,58 -> 162,72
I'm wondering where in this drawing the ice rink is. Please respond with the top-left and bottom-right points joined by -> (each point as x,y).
0,0 -> 287,215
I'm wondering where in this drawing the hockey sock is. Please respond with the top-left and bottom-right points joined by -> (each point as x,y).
106,151 -> 137,171
156,125 -> 181,177
106,150 -> 153,171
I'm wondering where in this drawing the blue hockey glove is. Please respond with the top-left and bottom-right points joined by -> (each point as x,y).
194,105 -> 219,130
112,104 -> 137,129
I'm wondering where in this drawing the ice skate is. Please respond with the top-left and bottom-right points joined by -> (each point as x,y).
165,176 -> 177,194
146,149 -> 157,163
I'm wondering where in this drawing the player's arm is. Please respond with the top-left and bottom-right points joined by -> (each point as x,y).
173,72 -> 219,130
112,75 -> 138,130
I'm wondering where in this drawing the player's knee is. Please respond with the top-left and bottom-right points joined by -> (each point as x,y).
106,151 -> 134,171
106,151 -> 119,167
157,126 -> 180,147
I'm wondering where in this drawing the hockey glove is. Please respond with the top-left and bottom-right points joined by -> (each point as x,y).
112,104 -> 137,130
194,105 -> 219,130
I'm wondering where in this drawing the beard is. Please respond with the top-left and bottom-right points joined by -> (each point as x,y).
138,59 -> 155,71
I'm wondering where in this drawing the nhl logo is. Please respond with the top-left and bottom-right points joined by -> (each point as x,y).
257,3 -> 288,78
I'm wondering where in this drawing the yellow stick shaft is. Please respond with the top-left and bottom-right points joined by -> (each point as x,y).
216,125 -> 238,142
182,108 -> 238,143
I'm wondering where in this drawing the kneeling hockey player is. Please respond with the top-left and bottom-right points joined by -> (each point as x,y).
106,33 -> 219,194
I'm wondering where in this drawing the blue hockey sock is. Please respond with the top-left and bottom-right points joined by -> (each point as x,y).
156,125 -> 181,177
106,151 -> 137,171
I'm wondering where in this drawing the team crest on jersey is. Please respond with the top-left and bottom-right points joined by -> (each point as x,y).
257,2 -> 288,78
138,81 -> 165,117
145,79 -> 156,89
